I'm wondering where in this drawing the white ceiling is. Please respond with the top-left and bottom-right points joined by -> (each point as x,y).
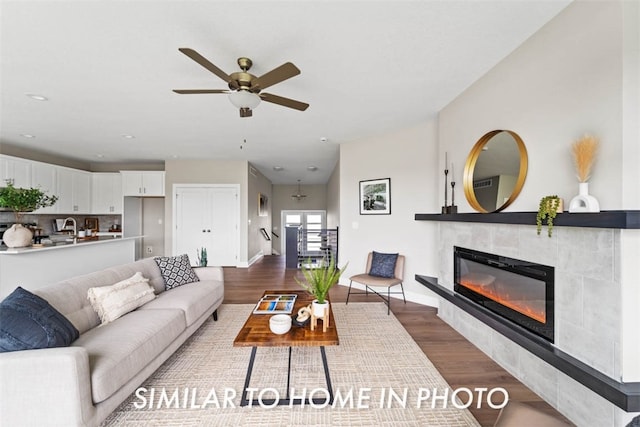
0,0 -> 571,184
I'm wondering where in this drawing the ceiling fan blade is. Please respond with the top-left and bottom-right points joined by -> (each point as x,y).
173,89 -> 229,94
260,93 -> 309,111
178,48 -> 239,90
253,62 -> 300,90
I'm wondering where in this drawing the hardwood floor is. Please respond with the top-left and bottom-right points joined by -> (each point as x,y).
223,255 -> 569,426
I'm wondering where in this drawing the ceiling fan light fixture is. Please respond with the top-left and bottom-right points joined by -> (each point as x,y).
228,90 -> 261,110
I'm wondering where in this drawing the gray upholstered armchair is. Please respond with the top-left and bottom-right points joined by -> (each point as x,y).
346,251 -> 406,314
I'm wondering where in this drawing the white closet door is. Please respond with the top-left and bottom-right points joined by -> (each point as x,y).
174,185 -> 239,267
175,187 -> 210,262
209,187 -> 238,266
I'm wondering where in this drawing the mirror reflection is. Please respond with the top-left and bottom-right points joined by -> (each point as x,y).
463,130 -> 528,213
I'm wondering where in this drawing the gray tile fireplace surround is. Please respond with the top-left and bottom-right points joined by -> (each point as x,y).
415,212 -> 640,427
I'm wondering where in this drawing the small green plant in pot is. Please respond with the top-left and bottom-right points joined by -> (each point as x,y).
0,182 -> 58,247
196,247 -> 208,267
295,256 -> 348,318
536,195 -> 562,237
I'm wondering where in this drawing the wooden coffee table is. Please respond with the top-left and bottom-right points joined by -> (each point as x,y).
233,290 -> 339,406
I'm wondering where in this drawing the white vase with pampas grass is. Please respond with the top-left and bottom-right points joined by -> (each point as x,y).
569,134 -> 600,213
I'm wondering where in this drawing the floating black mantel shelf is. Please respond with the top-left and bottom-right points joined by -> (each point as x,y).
416,275 -> 640,412
415,210 -> 640,229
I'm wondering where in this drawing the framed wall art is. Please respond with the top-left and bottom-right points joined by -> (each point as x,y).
359,178 -> 391,215
258,193 -> 268,216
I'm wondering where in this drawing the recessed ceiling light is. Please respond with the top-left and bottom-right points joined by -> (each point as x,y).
25,94 -> 48,101
307,166 -> 318,171
320,137 -> 328,143
20,134 -> 35,138
273,166 -> 284,171
121,134 -> 135,139
96,154 -> 105,158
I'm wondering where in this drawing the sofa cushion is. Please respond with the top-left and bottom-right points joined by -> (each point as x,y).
138,279 -> 224,326
0,287 -> 79,353
369,251 -> 399,278
87,272 -> 156,324
154,254 -> 199,290
73,309 -> 185,403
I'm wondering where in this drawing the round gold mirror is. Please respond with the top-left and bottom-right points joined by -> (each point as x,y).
463,130 -> 528,213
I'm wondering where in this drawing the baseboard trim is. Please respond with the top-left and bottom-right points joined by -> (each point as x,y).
243,251 -> 264,268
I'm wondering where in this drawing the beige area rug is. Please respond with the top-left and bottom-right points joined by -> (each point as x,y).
102,303 -> 481,426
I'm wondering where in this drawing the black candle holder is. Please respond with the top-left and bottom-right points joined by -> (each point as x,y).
441,168 -> 449,214
448,181 -> 458,214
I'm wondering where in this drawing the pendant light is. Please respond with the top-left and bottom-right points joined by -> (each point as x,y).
291,180 -> 307,201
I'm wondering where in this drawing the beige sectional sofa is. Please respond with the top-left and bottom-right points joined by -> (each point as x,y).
0,257 -> 224,427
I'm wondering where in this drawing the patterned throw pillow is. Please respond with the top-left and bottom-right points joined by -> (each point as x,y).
0,287 -> 79,353
87,272 -> 156,324
154,254 -> 200,290
368,251 -> 399,279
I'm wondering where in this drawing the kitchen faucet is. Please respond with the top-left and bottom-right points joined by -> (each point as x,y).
61,217 -> 77,236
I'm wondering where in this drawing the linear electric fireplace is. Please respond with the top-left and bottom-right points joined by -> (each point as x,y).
454,246 -> 555,342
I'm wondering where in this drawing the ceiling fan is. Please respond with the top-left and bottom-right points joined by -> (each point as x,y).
173,48 -> 309,117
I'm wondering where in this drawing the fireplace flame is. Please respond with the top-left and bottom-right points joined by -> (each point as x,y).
460,279 -> 546,323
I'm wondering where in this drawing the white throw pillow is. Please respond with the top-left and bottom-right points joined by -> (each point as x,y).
87,272 -> 156,324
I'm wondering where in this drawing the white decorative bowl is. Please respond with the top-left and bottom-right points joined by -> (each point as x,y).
269,314 -> 292,335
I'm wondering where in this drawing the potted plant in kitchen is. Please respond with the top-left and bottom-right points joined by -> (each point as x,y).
536,195 -> 562,237
0,182 -> 58,247
295,256 -> 348,319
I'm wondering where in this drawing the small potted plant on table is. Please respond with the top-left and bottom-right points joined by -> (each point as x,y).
295,256 -> 347,319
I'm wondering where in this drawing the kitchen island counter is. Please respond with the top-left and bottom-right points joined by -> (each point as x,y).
0,236 -> 142,299
0,235 -> 135,254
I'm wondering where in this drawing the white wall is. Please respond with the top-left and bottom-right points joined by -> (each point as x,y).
620,0 -> 640,384
247,164 -> 272,263
439,0 -> 634,213
621,0 -> 640,210
326,159 -> 340,229
432,1 -> 640,424
339,119 -> 440,306
141,197 -> 164,258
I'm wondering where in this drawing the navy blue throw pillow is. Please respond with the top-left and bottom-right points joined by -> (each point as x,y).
368,252 -> 399,278
0,287 -> 79,353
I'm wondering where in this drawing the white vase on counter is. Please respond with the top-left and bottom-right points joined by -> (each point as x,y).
3,224 -> 33,248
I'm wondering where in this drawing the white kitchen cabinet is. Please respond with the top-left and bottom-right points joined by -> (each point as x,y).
31,161 -> 57,213
121,171 -> 165,196
92,173 -> 123,214
0,155 -> 32,188
56,167 -> 91,214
